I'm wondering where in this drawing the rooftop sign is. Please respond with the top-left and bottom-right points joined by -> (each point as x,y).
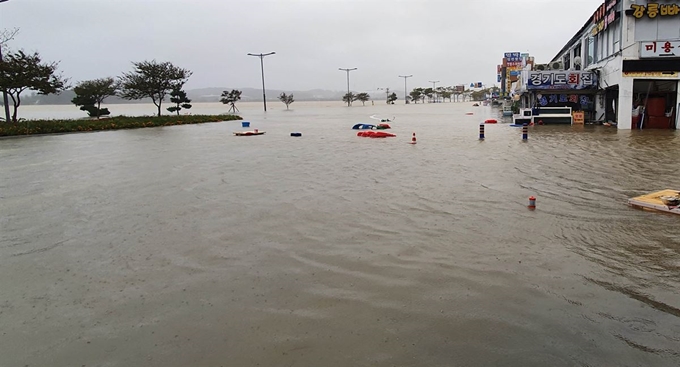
629,3 -> 680,18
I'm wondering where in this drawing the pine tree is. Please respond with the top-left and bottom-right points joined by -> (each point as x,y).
167,87 -> 192,115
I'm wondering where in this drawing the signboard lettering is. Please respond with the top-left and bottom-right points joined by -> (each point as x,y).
606,0 -> 617,12
573,111 -> 585,124
630,3 -> 680,18
592,10 -> 618,35
537,94 -> 592,109
504,52 -> 521,60
640,41 -> 679,58
622,71 -> 678,77
527,71 -> 597,90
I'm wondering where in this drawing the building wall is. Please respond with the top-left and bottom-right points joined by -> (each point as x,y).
617,0 -> 635,129
622,0 -> 680,129
541,0 -> 679,129
632,0 -> 680,41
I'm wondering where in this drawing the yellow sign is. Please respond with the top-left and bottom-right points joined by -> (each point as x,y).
592,11 -> 616,36
623,71 -> 678,77
573,111 -> 585,124
630,3 -> 680,19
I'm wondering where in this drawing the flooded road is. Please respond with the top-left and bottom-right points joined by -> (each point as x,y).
1,102 -> 679,366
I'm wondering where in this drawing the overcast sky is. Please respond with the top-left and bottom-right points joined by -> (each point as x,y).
3,0 -> 603,92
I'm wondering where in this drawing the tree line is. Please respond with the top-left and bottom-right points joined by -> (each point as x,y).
0,51 -> 199,122
0,47 -> 298,122
340,85 -> 501,106
1,41 -> 496,121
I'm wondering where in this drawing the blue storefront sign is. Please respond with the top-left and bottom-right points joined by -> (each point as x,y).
537,94 -> 593,109
527,71 -> 597,90
504,52 -> 521,63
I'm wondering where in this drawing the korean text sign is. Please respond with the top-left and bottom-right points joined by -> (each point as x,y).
527,71 -> 598,90
640,41 -> 679,58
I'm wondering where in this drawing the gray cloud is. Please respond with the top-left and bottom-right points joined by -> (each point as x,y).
3,0 -> 602,91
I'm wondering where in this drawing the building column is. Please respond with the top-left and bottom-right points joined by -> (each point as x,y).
676,81 -> 680,129
617,77 -> 634,130
595,94 -> 605,121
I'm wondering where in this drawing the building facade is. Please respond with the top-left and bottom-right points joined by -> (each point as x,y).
548,0 -> 679,129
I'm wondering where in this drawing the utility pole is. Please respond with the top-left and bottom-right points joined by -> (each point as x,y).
429,80 -> 440,103
247,52 -> 275,112
339,68 -> 357,106
377,87 -> 390,103
398,75 -> 412,104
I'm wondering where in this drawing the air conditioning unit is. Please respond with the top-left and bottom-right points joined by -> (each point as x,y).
535,64 -> 549,71
551,61 -> 563,70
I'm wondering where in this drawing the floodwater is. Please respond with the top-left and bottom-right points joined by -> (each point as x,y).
1,101 -> 680,367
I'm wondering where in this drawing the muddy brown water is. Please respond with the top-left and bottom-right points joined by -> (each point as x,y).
1,102 -> 679,366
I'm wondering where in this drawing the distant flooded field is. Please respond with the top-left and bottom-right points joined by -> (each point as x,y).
2,101 -> 679,367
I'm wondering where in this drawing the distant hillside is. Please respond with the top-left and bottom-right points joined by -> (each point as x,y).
13,87 -> 355,106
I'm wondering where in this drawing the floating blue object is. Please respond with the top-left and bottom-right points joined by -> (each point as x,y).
290,132 -> 302,137
242,121 -> 250,128
352,123 -> 376,130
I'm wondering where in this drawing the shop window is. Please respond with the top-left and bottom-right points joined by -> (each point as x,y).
586,36 -> 596,65
612,22 -> 620,52
603,31 -> 609,57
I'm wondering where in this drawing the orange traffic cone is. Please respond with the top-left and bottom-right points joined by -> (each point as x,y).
410,132 -> 417,144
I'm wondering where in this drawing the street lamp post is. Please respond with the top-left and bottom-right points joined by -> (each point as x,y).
339,68 -> 357,106
429,80 -> 440,103
399,75 -> 412,104
247,52 -> 275,112
1,0 -> 11,122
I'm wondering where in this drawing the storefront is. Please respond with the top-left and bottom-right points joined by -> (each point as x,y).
617,2 -> 680,129
519,70 -> 599,124
627,74 -> 678,129
622,70 -> 679,130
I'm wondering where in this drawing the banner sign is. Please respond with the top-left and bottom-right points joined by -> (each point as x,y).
592,10 -> 619,35
623,71 -> 678,77
504,52 -> 521,62
537,94 -> 593,109
629,3 -> 680,19
527,71 -> 597,90
593,0 -> 618,22
640,41 -> 679,58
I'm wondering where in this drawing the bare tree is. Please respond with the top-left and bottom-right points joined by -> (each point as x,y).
0,28 -> 19,122
278,92 -> 294,110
